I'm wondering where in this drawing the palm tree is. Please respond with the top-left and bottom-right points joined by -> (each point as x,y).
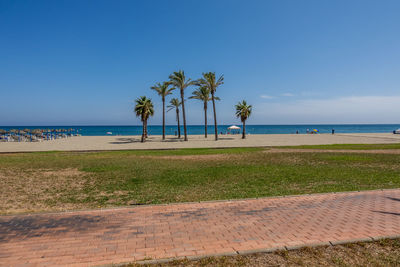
235,100 -> 252,139
134,96 -> 154,142
169,70 -> 196,141
167,98 -> 181,138
151,82 -> 175,140
196,72 -> 224,141
189,86 -> 220,138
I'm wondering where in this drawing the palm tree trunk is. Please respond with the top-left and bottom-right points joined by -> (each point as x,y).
145,119 -> 148,139
176,108 -> 181,138
180,89 -> 188,141
162,97 -> 165,140
211,92 -> 218,141
141,120 -> 145,142
242,120 -> 246,139
204,102 -> 208,138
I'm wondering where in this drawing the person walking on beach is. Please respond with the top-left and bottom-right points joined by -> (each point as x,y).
332,129 -> 335,134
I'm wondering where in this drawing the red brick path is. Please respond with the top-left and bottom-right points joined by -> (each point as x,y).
1,189 -> 400,266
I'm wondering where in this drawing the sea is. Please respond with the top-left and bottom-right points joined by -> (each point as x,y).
1,124 -> 399,136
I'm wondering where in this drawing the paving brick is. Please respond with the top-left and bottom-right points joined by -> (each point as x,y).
0,189 -> 399,266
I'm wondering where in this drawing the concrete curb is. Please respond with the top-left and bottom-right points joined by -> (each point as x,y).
370,234 -> 400,241
285,241 -> 331,250
237,246 -> 285,255
329,237 -> 374,246
97,235 -> 400,266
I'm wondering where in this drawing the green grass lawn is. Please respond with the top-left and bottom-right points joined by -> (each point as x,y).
1,147 -> 400,214
281,143 -> 400,150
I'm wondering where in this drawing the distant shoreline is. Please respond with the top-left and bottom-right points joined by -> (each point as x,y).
0,124 -> 399,136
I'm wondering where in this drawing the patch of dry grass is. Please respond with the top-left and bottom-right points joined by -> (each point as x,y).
0,168 -> 90,214
127,239 -> 400,266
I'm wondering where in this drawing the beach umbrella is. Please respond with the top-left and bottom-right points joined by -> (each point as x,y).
228,125 -> 241,134
228,125 -> 240,130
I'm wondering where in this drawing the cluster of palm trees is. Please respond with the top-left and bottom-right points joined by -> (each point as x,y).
134,70 -> 252,142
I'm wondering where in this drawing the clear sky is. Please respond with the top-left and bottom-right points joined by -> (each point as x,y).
1,0 -> 400,126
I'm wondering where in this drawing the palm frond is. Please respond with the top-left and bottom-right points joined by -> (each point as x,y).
167,98 -> 181,112
189,86 -> 211,102
134,96 -> 155,121
168,70 -> 195,91
235,100 -> 252,122
197,72 -> 224,94
151,81 -> 175,98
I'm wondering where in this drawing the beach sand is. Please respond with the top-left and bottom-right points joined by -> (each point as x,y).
0,133 -> 400,152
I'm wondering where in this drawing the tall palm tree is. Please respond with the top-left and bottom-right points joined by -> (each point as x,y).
134,96 -> 154,142
151,82 -> 175,140
169,70 -> 196,141
189,86 -> 220,138
196,72 -> 224,141
167,98 -> 181,138
235,100 -> 252,139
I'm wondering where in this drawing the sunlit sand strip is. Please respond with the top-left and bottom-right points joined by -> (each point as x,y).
0,133 -> 400,153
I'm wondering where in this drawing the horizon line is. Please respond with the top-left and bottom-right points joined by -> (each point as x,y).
1,123 -> 400,127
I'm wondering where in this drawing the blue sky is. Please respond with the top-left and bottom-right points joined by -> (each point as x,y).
1,0 -> 400,126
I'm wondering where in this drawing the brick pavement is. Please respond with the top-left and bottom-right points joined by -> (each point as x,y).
1,189 -> 400,266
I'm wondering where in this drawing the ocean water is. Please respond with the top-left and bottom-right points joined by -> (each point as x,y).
1,124 -> 399,136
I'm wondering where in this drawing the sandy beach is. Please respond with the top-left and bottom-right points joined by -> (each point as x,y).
0,133 -> 399,152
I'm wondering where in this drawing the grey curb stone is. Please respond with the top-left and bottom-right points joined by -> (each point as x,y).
370,234 -> 400,241
329,237 -> 374,246
135,257 -> 185,265
285,241 -> 331,251
237,246 -> 285,255
186,251 -> 239,259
